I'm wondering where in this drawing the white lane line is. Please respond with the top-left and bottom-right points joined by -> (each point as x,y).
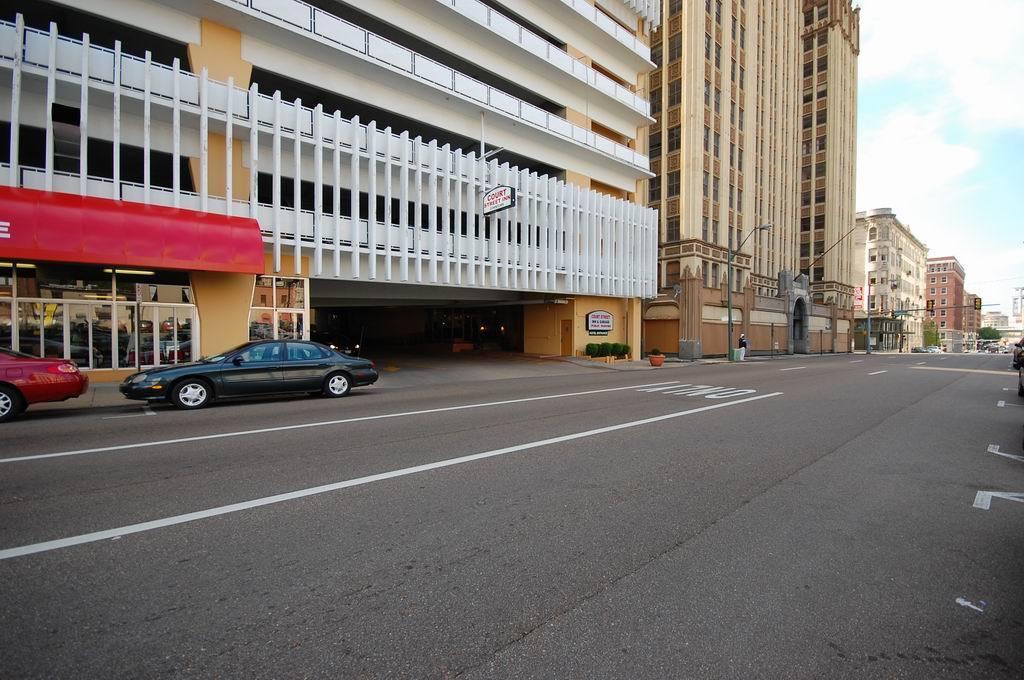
987,444 -> 1024,463
0,391 -> 784,560
912,367 -> 1017,376
0,381 -> 683,465
102,412 -> 148,420
779,366 -> 806,371
955,597 -> 987,613
849,360 -> 864,363
916,361 -> 926,365
143,405 -> 156,416
868,370 -> 888,376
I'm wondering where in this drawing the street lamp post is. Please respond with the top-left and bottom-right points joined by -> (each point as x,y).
727,223 -> 772,361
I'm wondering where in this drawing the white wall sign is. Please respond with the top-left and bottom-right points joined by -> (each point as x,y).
586,310 -> 613,335
0,221 -> 10,239
482,185 -> 516,215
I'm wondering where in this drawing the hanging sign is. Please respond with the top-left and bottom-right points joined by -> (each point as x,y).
586,310 -> 614,335
482,185 -> 516,215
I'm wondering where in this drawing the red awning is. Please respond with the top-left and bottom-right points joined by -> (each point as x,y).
0,187 -> 265,274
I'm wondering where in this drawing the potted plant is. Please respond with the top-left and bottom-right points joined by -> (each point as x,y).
648,348 -> 665,367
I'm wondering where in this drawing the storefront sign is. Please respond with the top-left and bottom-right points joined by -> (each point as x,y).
586,310 -> 613,335
0,220 -> 10,239
483,185 -> 516,215
854,285 -> 864,310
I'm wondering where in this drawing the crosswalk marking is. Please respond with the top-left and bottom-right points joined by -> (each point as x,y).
637,384 -> 758,400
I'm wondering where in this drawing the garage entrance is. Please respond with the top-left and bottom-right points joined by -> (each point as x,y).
309,279 -> 538,354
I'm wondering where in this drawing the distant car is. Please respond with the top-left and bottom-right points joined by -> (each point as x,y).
911,346 -> 926,353
310,330 -> 362,357
0,349 -> 89,423
120,340 -> 378,410
926,346 -> 942,353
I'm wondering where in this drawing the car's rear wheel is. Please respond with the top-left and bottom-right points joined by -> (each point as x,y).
171,378 -> 212,410
0,385 -> 24,423
323,372 -> 351,398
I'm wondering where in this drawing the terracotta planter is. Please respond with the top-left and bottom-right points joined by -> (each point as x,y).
648,354 -> 665,367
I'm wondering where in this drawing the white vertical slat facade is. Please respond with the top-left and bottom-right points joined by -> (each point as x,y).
0,19 -> 658,299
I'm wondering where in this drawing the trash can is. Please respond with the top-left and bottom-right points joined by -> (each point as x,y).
729,348 -> 743,361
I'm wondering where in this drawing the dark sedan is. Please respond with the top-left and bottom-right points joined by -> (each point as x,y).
120,340 -> 378,409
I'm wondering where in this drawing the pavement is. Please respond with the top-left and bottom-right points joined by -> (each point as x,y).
2,352 -> 1022,678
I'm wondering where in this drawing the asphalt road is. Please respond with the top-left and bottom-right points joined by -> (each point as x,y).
1,352 -> 1022,678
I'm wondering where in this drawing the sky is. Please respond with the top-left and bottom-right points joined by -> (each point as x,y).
856,0 -> 1024,320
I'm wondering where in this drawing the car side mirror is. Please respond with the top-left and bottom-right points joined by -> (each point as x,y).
232,356 -> 244,366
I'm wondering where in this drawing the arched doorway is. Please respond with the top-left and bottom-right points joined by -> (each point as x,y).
793,298 -> 808,354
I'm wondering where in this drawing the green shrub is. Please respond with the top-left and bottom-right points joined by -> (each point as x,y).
621,344 -> 631,357
649,347 -> 662,355
598,342 -> 612,357
585,343 -> 598,356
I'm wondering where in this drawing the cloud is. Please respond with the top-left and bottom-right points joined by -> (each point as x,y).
857,109 -> 979,226
858,0 -> 1024,131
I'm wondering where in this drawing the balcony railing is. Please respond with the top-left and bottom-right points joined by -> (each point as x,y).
223,0 -> 649,170
435,0 -> 649,116
0,18 -> 658,298
557,0 -> 654,59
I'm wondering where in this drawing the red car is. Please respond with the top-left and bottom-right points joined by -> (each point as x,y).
0,349 -> 89,423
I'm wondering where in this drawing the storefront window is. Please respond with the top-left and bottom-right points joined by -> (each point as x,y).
249,276 -> 309,341
0,263 -> 12,297
2,262 -> 196,369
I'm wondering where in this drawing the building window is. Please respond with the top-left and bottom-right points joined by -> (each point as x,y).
940,321 -> 946,328
650,89 -> 662,115
801,217 -> 811,232
803,115 -> 813,129
817,108 -> 827,126
668,81 -> 682,106
669,34 -> 683,61
703,171 -> 709,197
648,178 -> 661,203
803,61 -> 814,78
941,276 -> 947,283
713,131 -> 720,157
666,216 -> 680,242
813,267 -> 825,281
802,191 -> 811,207
941,287 -> 947,294
714,88 -> 721,113
802,165 -> 812,181
705,34 -> 712,60
804,36 -> 813,52
818,56 -> 828,72
815,161 -> 825,176
712,176 -> 720,202
704,80 -> 711,107
814,214 -> 825,229
651,44 -> 662,67
667,126 -> 681,152
667,171 -> 680,197
702,216 -> 709,241
801,242 -> 810,257
712,219 -> 720,242
815,187 -> 826,203
816,136 -> 826,151
715,44 -> 721,68
649,131 -> 662,157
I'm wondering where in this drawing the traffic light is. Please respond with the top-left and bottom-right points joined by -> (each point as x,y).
926,299 -> 935,312
974,297 -> 982,311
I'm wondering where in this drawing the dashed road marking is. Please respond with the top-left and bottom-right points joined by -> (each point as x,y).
637,384 -> 758,399
779,366 -> 806,371
973,491 -> 1024,510
868,370 -> 888,376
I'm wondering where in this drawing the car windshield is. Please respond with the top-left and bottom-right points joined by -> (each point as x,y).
199,342 -> 259,363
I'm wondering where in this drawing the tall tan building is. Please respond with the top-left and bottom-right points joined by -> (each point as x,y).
852,209 -> 928,351
642,0 -> 859,357
799,0 -> 860,307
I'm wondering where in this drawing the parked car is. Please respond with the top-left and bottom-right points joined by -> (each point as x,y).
0,349 -> 89,423
120,340 -> 378,409
926,346 -> 942,353
911,346 -> 926,353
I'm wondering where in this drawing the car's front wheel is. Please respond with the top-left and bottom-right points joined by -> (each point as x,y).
0,385 -> 24,423
171,378 -> 212,410
323,372 -> 351,398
